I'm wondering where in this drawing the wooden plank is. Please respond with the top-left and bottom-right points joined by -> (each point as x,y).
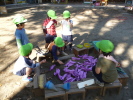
38,74 -> 46,89
58,54 -> 75,60
85,84 -> 102,89
73,47 -> 89,57
45,90 -> 65,98
65,81 -> 85,94
45,86 -> 66,99
66,88 -> 85,94
102,79 -> 122,96
33,75 -> 38,89
45,87 -> 64,93
104,79 -> 122,87
104,82 -> 122,87
33,66 -> 40,88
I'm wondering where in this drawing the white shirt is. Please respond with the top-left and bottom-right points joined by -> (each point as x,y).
61,19 -> 73,35
13,56 -> 40,74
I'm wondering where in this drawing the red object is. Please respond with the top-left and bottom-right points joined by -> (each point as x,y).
116,63 -> 121,67
43,18 -> 57,36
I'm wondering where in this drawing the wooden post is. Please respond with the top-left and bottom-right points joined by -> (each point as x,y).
33,66 -> 40,88
58,54 -> 75,60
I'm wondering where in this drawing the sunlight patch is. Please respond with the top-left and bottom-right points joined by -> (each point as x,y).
121,60 -> 129,68
114,43 -> 127,55
127,46 -> 133,60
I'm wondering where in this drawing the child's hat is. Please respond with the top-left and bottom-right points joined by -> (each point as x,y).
63,10 -> 70,18
19,43 -> 33,56
96,40 -> 114,53
13,16 -> 27,24
54,37 -> 65,47
47,10 -> 57,19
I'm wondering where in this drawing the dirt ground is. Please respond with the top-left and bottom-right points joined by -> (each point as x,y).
0,4 -> 133,100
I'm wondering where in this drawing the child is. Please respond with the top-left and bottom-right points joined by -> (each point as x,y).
92,0 -> 96,7
104,0 -> 108,6
13,16 -> 29,49
13,43 -> 46,81
48,37 -> 65,64
42,10 -> 57,48
92,40 -> 118,86
61,10 -> 73,51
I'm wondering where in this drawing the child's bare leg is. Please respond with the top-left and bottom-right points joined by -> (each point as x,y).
25,67 -> 32,77
45,43 -> 49,48
57,50 -> 60,55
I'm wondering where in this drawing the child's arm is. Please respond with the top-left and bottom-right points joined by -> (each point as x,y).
39,59 -> 46,64
15,31 -> 23,48
42,25 -> 47,36
68,19 -> 73,28
53,19 -> 57,27
26,59 -> 46,68
61,21 -> 63,31
42,20 -> 47,36
16,39 -> 22,48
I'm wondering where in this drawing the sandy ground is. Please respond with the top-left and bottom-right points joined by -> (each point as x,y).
0,4 -> 133,100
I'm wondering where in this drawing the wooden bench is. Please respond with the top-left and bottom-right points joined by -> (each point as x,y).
83,78 -> 103,96
117,67 -> 129,86
45,85 -> 66,100
73,47 -> 91,57
65,81 -> 85,100
102,79 -> 122,96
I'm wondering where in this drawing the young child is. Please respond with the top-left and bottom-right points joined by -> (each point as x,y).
13,43 -> 46,81
61,10 -> 73,51
42,10 -> 57,48
48,37 -> 65,65
13,16 -> 29,49
92,0 -> 96,7
92,40 -> 118,86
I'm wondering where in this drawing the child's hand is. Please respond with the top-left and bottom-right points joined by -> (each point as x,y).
40,59 -> 46,64
117,63 -> 121,67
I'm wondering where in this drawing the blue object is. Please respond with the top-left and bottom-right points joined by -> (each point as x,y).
22,77 -> 33,82
62,83 -> 70,91
45,81 -> 58,91
92,41 -> 101,51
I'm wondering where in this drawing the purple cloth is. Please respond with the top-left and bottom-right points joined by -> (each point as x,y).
54,55 -> 97,82
64,67 -> 75,74
54,68 -> 60,76
65,60 -> 76,67
64,77 -> 76,83
72,57 -> 80,60
50,64 -> 56,71
54,69 -> 67,80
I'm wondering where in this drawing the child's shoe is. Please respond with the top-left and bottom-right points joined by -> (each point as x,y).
22,77 -> 33,82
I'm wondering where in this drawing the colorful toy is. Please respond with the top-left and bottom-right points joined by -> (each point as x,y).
62,83 -> 71,91
84,43 -> 91,48
76,44 -> 83,48
45,81 -> 58,91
